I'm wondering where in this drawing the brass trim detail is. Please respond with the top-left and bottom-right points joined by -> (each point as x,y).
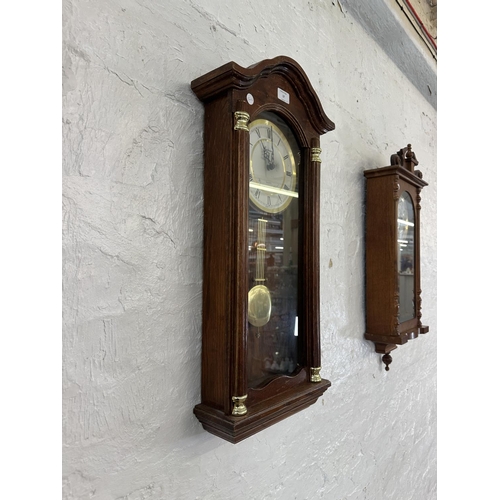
310,367 -> 322,383
234,111 -> 250,132
311,147 -> 322,163
231,395 -> 248,416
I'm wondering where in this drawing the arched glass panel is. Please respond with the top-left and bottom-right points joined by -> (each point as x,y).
397,192 -> 415,322
247,111 -> 301,388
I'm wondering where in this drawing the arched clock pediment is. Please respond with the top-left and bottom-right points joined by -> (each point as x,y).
191,56 -> 335,138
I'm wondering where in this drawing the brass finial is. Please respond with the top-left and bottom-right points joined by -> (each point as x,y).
231,395 -> 248,416
310,367 -> 322,382
311,148 -> 322,163
234,111 -> 250,132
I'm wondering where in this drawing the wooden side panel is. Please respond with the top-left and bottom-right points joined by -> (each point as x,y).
200,96 -> 232,410
365,174 -> 398,336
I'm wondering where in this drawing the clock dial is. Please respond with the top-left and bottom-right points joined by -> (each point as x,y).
247,112 -> 301,388
249,119 -> 297,214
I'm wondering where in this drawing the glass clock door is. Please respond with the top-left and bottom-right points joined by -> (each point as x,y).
247,112 -> 301,388
397,191 -> 416,323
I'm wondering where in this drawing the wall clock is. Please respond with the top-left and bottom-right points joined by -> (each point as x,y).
364,145 -> 429,371
191,56 -> 335,443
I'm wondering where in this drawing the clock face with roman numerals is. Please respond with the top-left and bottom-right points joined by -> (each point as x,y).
249,119 -> 297,214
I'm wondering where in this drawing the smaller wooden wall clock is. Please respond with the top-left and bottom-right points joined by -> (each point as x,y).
191,56 -> 335,443
364,145 -> 429,371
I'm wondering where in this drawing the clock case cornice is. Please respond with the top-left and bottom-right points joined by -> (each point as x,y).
191,56 -> 335,137
363,164 -> 428,190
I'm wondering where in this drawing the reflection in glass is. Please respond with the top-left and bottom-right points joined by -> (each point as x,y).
247,112 -> 300,389
397,192 -> 415,322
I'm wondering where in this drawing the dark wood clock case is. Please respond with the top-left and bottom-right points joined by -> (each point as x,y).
191,56 -> 335,443
364,145 -> 429,371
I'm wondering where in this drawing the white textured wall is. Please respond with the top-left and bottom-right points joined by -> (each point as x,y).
62,1 -> 437,499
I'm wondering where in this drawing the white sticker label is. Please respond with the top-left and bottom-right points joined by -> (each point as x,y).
277,88 -> 290,104
246,93 -> 254,105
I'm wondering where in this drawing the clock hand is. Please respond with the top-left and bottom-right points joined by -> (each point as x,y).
260,141 -> 269,162
269,129 -> 275,170
261,141 -> 273,171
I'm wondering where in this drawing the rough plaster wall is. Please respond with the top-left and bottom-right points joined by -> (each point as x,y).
62,1 -> 437,499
